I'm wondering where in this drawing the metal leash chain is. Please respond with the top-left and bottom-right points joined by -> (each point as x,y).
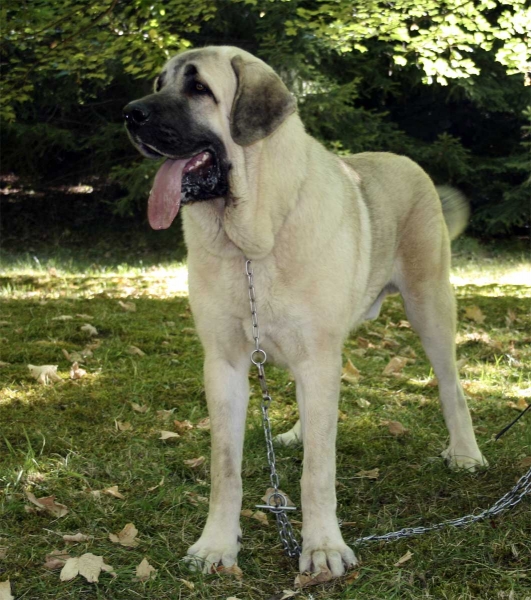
244,258 -> 531,557
245,259 -> 301,559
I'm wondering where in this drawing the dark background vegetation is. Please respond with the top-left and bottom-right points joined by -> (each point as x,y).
1,0 -> 530,255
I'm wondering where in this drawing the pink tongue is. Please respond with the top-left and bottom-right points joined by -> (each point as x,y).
147,158 -> 188,230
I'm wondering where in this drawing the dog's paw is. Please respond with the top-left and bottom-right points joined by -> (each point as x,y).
441,447 -> 488,471
184,535 -> 241,574
299,541 -> 357,578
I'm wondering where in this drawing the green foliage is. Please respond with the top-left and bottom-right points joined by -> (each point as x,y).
1,0 -> 529,235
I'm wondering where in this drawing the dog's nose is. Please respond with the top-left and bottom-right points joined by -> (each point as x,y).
123,102 -> 150,127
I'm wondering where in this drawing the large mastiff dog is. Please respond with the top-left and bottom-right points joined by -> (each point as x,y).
124,46 -> 486,577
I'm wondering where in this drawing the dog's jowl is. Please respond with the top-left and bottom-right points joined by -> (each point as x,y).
124,46 -> 487,577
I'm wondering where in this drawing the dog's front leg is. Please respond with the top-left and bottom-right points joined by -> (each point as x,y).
185,353 -> 249,572
294,352 -> 357,577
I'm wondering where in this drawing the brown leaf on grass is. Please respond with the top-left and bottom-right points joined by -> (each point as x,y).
179,578 -> 195,590
109,523 -> 139,548
0,548 -> 7,560
60,553 -> 114,583
80,324 -> 98,336
398,320 -> 411,328
0,361 -> 11,367
382,357 -> 408,376
464,305 -> 485,324
102,486 -> 125,500
344,571 -> 360,585
63,533 -> 92,543
128,345 -> 146,357
240,509 -> 254,518
0,580 -> 14,600
505,309 -> 517,327
510,397 -> 529,411
174,419 -> 194,432
196,417 -> 210,430
44,550 -> 71,569
70,362 -> 86,380
279,591 -> 300,599
25,491 -> 68,517
63,348 -> 93,363
518,457 -> 531,469
394,550 -> 413,566
342,359 -> 361,383
356,397 -> 371,408
183,491 -> 208,505
115,420 -> 132,432
382,338 -> 400,349
295,567 -> 334,588
28,364 -> 62,385
159,430 -> 180,440
184,456 -> 206,469
382,420 -> 408,436
210,563 -> 243,580
400,346 -> 417,359
76,314 -> 93,320
356,468 -> 380,479
52,315 -> 73,321
252,511 -> 269,526
134,558 -> 157,582
147,477 -> 165,492
131,402 -> 149,413
262,488 -> 295,507
118,300 -> 136,312
157,409 -> 175,419
357,337 -> 375,348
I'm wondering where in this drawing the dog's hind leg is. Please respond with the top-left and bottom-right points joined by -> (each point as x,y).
398,270 -> 487,471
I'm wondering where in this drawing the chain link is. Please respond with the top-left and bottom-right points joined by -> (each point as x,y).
244,258 -> 530,557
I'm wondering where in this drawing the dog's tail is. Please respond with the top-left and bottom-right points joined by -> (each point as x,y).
437,185 -> 470,240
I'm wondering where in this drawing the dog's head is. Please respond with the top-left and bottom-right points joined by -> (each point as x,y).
123,46 -> 296,229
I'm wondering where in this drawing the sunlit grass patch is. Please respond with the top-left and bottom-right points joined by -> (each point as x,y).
1,242 -> 530,599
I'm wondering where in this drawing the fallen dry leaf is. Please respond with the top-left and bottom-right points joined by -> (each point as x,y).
383,356 -> 408,376
63,533 -> 92,543
102,486 -> 125,500
118,300 -> 136,312
52,315 -> 73,321
518,457 -> 531,469
507,398 -> 529,411
241,509 -> 254,518
174,419 -> 194,432
183,491 -> 208,505
342,359 -> 361,383
464,305 -> 485,324
70,362 -> 86,380
398,320 -> 411,328
210,563 -> 243,580
128,345 -> 146,357
179,578 -> 195,590
25,491 -> 68,517
196,417 -> 210,430
76,314 -> 93,320
262,488 -> 295,507
0,581 -> 13,600
131,402 -> 149,413
28,364 -> 62,385
382,337 -> 400,349
44,549 -> 71,569
0,361 -> 11,367
147,477 -> 165,492
394,550 -> 413,567
184,456 -> 206,469
135,557 -> 157,582
400,346 -> 417,358
295,567 -> 334,588
115,420 -> 133,432
356,468 -> 380,480
356,397 -> 371,409
383,420 -> 408,436
344,570 -> 360,584
109,523 -> 139,548
505,309 -> 517,326
159,430 -> 180,440
60,553 -> 114,583
81,324 -> 98,336
0,548 -> 6,560
157,409 -> 175,419
252,510 -> 269,526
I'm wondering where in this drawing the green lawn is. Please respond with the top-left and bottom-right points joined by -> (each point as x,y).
1,243 -> 530,599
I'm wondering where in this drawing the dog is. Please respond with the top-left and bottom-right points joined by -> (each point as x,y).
123,46 -> 487,577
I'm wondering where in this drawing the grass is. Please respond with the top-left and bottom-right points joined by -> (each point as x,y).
0,239 -> 530,600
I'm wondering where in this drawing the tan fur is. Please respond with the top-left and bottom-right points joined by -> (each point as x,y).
154,46 -> 486,576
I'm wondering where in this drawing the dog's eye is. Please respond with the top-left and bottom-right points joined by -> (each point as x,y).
195,82 -> 207,93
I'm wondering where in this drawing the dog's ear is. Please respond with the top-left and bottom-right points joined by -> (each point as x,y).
230,55 -> 297,146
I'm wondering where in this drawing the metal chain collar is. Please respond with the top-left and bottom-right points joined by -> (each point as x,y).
244,258 -> 531,557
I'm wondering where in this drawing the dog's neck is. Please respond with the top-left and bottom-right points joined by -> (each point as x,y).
182,114 -> 310,260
